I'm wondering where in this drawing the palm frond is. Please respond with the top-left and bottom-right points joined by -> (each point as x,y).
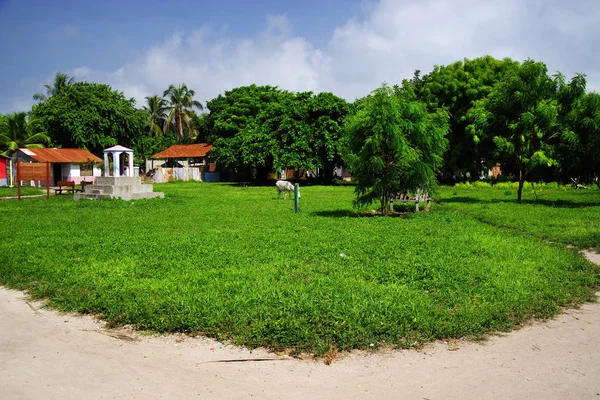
33,92 -> 47,102
25,132 -> 51,144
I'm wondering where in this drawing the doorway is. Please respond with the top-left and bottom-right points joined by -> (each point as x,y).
53,163 -> 62,185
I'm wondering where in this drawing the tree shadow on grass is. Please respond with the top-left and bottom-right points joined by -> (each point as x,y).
312,210 -> 359,218
312,210 -> 417,218
442,197 -> 600,208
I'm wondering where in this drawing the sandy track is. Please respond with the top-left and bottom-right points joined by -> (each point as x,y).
1,252 -> 599,399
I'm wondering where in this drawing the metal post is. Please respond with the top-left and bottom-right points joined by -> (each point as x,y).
294,183 -> 300,213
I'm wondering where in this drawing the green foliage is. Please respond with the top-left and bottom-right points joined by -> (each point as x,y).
208,85 -> 349,179
30,82 -> 145,155
559,91 -> 600,187
143,95 -> 169,137
33,72 -> 75,103
131,130 -> 178,164
418,56 -> 520,175
163,83 -> 203,142
345,83 -> 449,214
207,85 -> 282,169
307,92 -> 350,181
0,112 -> 50,156
0,184 -> 598,355
468,59 -> 559,201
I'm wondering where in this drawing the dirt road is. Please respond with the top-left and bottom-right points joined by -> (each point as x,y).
1,251 -> 599,399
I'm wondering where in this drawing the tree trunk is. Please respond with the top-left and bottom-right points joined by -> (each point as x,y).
517,156 -> 524,203
381,161 -> 389,216
177,115 -> 183,142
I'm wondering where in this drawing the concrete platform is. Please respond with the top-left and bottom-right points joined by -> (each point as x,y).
74,176 -> 164,201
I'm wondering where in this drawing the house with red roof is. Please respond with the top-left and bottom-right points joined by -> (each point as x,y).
13,148 -> 102,186
149,143 -> 218,182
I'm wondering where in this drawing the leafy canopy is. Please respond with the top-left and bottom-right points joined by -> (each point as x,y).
208,85 -> 349,179
163,84 -> 203,142
33,72 -> 75,103
30,82 -> 145,155
468,59 -> 559,202
418,56 -> 520,175
345,83 -> 449,215
0,112 -> 50,156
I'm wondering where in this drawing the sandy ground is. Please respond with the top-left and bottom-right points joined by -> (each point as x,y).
1,251 -> 600,399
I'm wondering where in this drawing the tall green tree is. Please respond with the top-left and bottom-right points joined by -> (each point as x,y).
33,72 -> 75,102
468,60 -> 559,202
30,82 -> 145,155
559,91 -> 600,188
0,112 -> 50,155
163,84 -> 203,141
345,83 -> 449,215
418,56 -> 520,177
208,86 -> 350,181
307,92 -> 350,181
143,95 -> 169,137
207,85 -> 288,173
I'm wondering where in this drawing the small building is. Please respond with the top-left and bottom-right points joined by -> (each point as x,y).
149,143 -> 218,182
0,155 -> 8,186
13,148 -> 102,186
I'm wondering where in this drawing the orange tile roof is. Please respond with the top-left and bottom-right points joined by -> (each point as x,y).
151,143 -> 213,159
19,148 -> 102,163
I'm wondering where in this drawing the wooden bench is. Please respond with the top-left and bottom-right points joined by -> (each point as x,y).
390,190 -> 432,212
76,180 -> 93,193
54,181 -> 75,195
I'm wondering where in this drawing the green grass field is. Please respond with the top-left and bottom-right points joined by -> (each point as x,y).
441,182 -> 600,248
0,186 -> 46,197
1,182 -> 599,355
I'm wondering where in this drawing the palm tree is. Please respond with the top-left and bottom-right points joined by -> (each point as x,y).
33,72 -> 75,102
163,83 -> 203,141
0,112 -> 51,156
143,95 -> 169,136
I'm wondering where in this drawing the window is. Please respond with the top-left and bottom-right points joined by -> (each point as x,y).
80,164 -> 93,176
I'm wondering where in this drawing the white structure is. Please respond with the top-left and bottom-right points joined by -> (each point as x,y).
104,145 -> 134,177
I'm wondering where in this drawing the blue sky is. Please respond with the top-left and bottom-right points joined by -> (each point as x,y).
1,0 -> 599,113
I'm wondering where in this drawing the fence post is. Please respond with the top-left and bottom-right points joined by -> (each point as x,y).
46,162 -> 50,199
294,183 -> 300,213
16,162 -> 21,200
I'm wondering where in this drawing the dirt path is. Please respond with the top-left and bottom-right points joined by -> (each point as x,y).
2,252 -> 600,399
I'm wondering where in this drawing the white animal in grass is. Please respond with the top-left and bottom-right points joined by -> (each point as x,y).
276,180 -> 300,199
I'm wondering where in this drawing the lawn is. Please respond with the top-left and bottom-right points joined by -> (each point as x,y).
0,186 -> 46,197
441,182 -> 600,249
0,182 -> 599,355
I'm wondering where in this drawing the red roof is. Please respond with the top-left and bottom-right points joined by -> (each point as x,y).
18,148 -> 102,163
151,143 -> 213,159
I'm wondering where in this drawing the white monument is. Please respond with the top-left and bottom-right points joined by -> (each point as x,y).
74,145 -> 164,201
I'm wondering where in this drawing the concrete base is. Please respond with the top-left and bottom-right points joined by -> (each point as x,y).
74,176 -> 164,201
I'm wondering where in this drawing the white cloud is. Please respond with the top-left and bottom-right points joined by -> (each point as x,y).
68,15 -> 328,108
13,0 -> 600,111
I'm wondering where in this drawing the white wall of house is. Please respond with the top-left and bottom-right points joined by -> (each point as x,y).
60,163 -> 100,184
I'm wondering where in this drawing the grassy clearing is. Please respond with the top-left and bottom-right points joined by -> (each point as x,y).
441,182 -> 600,249
0,186 -> 45,197
1,182 -> 599,355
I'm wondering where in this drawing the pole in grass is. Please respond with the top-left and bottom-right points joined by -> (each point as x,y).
294,183 -> 300,213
